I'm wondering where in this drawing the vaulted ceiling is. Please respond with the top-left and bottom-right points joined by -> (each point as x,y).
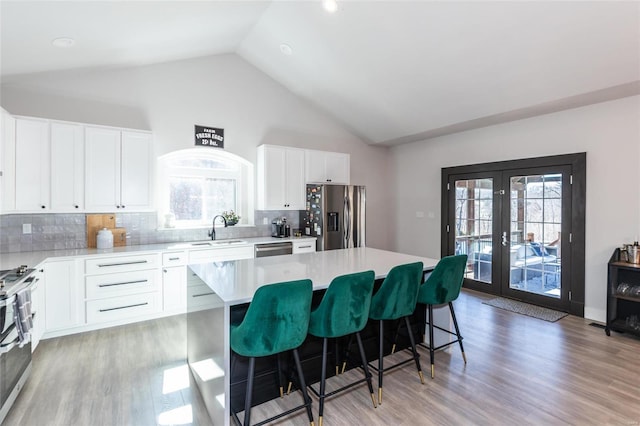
1,1 -> 639,146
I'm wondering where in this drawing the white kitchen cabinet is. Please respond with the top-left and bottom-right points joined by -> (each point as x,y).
0,109 -> 16,212
257,144 -> 305,210
50,122 -> 84,211
292,239 -> 317,254
162,251 -> 187,313
44,259 -> 82,333
83,253 -> 162,325
85,126 -> 153,211
15,117 -> 50,211
305,149 -> 350,185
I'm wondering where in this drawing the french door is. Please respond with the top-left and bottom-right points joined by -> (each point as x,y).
442,154 -> 585,315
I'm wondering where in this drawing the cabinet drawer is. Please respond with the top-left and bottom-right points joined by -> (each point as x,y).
86,292 -> 161,324
187,283 -> 222,309
188,246 -> 254,264
85,253 -> 160,274
163,251 -> 187,266
293,241 -> 316,254
85,269 -> 160,300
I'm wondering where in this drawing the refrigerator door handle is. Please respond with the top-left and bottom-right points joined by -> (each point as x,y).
344,195 -> 351,247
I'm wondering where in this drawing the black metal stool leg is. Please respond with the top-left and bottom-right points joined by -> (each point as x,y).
276,353 -> 284,398
356,331 -> 377,408
292,348 -> 315,426
449,302 -> 466,363
390,320 -> 403,354
319,338 -> 328,426
378,320 -> 384,405
404,316 -> 425,384
243,357 -> 255,426
334,339 -> 340,376
428,304 -> 435,378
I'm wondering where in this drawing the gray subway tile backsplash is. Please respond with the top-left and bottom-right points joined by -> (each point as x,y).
0,211 -> 301,253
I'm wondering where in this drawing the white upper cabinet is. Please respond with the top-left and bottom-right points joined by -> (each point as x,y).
0,109 -> 16,212
50,122 -> 84,211
257,144 -> 305,210
15,117 -> 50,211
121,131 -> 153,210
85,127 -> 153,211
304,149 -> 350,185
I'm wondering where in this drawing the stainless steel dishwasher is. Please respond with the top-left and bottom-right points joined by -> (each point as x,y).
254,242 -> 293,257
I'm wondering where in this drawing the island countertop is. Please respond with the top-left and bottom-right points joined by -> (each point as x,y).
189,247 -> 440,306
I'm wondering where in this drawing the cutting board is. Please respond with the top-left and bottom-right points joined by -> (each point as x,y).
86,214 -> 116,248
111,228 -> 127,247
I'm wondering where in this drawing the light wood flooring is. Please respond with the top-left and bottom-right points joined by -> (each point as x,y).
4,289 -> 640,425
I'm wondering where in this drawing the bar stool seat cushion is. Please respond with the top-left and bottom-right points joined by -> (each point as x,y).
309,270 -> 375,338
231,279 -> 313,358
369,262 -> 423,321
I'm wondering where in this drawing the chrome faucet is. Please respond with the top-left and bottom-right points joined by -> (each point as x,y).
208,215 -> 227,240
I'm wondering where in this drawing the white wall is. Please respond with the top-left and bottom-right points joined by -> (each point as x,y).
0,53 -> 392,249
390,95 -> 640,322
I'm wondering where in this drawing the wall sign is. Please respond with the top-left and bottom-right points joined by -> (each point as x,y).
195,125 -> 224,148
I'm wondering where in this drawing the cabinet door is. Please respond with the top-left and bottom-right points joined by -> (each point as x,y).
163,265 -> 187,312
257,145 -> 286,209
121,131 -> 153,210
51,122 -> 84,211
15,118 -> 50,211
304,149 -> 326,183
45,260 -> 82,332
284,148 -> 305,209
325,152 -> 350,184
85,127 -> 121,211
0,109 -> 16,212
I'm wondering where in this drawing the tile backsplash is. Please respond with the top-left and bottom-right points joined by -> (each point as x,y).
0,210 -> 301,253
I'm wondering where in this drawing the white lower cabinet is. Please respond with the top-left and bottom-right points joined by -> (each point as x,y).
84,253 -> 161,326
162,251 -> 188,313
293,239 -> 316,254
44,259 -> 82,333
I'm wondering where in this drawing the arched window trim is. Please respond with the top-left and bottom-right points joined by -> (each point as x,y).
157,148 -> 254,229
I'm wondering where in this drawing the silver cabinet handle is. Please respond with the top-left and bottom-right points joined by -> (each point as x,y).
97,260 -> 148,268
193,292 -> 215,298
168,257 -> 180,261
98,279 -> 148,288
298,245 -> 312,249
99,302 -> 148,312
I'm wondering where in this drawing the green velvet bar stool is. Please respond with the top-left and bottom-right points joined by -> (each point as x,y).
308,271 -> 377,426
369,261 -> 424,405
417,254 -> 468,379
230,279 -> 315,426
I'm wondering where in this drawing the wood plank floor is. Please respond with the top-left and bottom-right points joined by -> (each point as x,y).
4,289 -> 640,425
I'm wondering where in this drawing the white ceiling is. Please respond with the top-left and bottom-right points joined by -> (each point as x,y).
2,1 -> 639,146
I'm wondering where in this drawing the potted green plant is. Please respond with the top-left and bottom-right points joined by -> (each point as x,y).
222,210 -> 240,226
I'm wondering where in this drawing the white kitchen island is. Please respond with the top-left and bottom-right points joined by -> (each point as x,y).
187,247 -> 439,425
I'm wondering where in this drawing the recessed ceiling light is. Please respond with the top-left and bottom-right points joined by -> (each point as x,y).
322,0 -> 338,13
280,43 -> 293,56
52,37 -> 75,48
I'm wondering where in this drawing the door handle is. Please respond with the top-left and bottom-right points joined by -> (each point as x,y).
501,231 -> 509,247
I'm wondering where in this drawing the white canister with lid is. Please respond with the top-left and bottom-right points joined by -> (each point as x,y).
96,228 -> 114,249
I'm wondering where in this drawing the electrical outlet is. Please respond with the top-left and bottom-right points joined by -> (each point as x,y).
22,223 -> 32,234
263,217 -> 268,225
415,211 -> 425,218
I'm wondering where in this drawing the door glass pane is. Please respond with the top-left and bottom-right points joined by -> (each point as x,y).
454,178 -> 493,284
509,174 -> 562,298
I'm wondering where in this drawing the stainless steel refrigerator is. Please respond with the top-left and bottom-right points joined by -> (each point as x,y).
300,184 -> 366,251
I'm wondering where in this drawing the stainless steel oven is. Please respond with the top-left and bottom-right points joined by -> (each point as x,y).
0,267 -> 36,424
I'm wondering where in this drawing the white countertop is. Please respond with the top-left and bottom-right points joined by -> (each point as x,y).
0,236 -> 316,270
188,247 -> 440,306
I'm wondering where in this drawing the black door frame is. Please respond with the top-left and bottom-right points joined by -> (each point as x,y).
441,153 -> 586,317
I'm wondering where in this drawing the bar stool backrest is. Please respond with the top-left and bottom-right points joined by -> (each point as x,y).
369,262 -> 424,321
230,279 -> 313,358
418,255 -> 468,305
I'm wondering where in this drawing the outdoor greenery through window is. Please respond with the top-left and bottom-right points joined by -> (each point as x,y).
159,149 -> 254,228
